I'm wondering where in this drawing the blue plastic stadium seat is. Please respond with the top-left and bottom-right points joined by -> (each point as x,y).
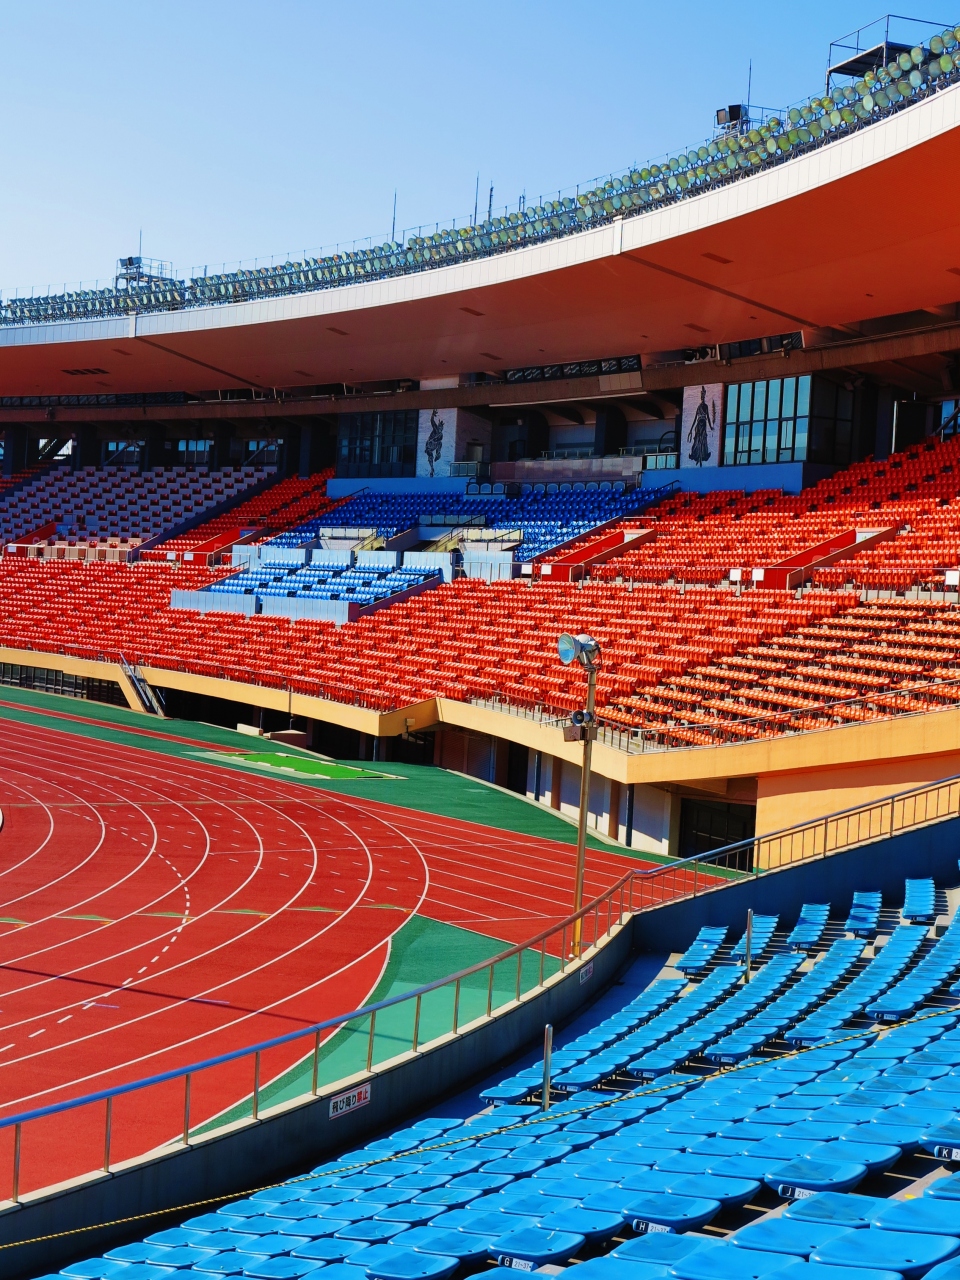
291,1240 -> 370,1263
845,892 -> 882,936
242,1260 -> 326,1279
621,1192 -> 721,1233
360,1243 -> 460,1280
929,1173 -> 960,1200
730,1218 -> 852,1257
763,1156 -> 868,1197
671,1242 -> 803,1280
873,1198 -> 960,1235
903,878 -> 936,921
783,1192 -> 889,1229
568,1258 -> 673,1280
489,1225 -> 585,1266
811,1228 -> 960,1278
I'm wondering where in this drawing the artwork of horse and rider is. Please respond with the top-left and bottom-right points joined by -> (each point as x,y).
680,383 -> 722,468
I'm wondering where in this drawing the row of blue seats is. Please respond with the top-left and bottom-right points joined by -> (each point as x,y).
208,566 -> 438,606
268,487 -> 672,562
48,1012 -> 960,1280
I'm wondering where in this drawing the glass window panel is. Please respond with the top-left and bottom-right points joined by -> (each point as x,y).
797,376 -> 811,416
794,417 -> 808,459
765,420 -> 779,462
837,388 -> 854,422
767,379 -> 782,420
782,378 -> 796,418
750,420 -> 764,464
736,422 -> 750,465
753,382 -> 767,421
738,384 -> 752,422
726,385 -> 739,423
723,422 -> 736,466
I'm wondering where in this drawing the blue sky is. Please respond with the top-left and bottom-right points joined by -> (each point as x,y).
0,1 -> 922,294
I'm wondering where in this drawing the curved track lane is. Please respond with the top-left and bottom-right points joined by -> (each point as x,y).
0,716 -> 649,1193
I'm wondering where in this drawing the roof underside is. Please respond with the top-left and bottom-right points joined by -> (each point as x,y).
2,87 -> 960,399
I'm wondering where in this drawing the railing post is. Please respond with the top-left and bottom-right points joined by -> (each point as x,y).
366,1012 -> 376,1073
541,1023 -> 553,1112
452,979 -> 461,1033
412,994 -> 422,1051
593,902 -> 600,948
560,926 -> 567,970
103,1096 -> 113,1173
486,963 -> 495,1016
183,1073 -> 191,1145
515,951 -> 523,1001
889,794 -> 896,835
311,1032 -> 320,1096
252,1051 -> 261,1120
11,1122 -> 21,1204
539,938 -> 546,987
693,860 -> 698,897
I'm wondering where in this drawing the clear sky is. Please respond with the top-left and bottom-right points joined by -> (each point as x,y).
0,1 -> 926,294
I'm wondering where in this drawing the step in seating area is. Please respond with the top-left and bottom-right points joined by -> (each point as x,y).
44,874 -> 960,1280
0,464 -> 271,557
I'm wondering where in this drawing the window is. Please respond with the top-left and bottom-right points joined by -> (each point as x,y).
178,438 -> 211,467
337,411 -> 418,478
942,400 -> 960,437
722,375 -> 852,467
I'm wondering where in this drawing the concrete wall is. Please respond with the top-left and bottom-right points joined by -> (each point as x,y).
634,815 -> 960,956
0,924 -> 634,1280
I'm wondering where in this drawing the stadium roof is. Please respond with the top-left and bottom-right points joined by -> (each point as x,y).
1,82 -> 959,398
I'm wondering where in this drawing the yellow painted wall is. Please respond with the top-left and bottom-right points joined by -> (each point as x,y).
756,749 -> 960,835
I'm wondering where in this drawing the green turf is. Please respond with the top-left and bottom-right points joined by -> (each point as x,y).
193,914 -> 561,1131
228,752 -> 392,780
0,684 -> 672,859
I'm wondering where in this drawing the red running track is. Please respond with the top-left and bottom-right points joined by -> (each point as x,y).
0,717 -> 649,1194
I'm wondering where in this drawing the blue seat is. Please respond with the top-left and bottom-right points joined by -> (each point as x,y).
105,1244 -> 167,1263
360,1243 -> 460,1280
290,1240 -> 370,1263
612,1235 -> 719,1267
928,1173 -> 960,1200
567,1258 -> 673,1280
488,1225 -> 585,1266
763,1156 -> 867,1197
873,1198 -> 960,1235
926,1262 -> 960,1280
671,1242 -> 803,1279
387,1227 -> 495,1263
241,1260 -> 325,1279
729,1219 -> 852,1257
621,1192 -> 721,1233
195,1254 -> 261,1276
812,1227 -> 960,1278
540,1207 -> 623,1242
664,1173 -> 759,1207
784,1193 -> 889,1228
809,1139 -> 902,1174
804,1267 -> 903,1280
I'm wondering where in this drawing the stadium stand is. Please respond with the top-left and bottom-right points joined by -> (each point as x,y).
267,484 -> 672,563
0,464 -> 272,559
5,26 -> 960,326
40,873 -> 960,1280
141,470 -> 338,563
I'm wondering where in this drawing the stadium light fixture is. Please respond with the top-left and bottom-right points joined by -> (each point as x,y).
558,632 -> 601,956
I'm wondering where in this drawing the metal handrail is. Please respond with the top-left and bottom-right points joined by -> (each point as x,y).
0,865 -> 640,1146
3,766 -> 959,1200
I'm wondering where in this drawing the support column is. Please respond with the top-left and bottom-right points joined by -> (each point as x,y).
550,756 -> 562,810
608,780 -> 621,841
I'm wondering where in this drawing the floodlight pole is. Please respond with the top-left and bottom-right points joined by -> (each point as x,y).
572,661 -> 598,958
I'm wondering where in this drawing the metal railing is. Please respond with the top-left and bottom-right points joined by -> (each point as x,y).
0,870 -> 636,1205
1,766 -> 958,1204
629,770 -> 960,912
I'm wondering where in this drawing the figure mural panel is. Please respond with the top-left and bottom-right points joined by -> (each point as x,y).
680,383 -> 722,469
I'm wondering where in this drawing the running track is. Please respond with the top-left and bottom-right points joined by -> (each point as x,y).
0,716 -> 653,1193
